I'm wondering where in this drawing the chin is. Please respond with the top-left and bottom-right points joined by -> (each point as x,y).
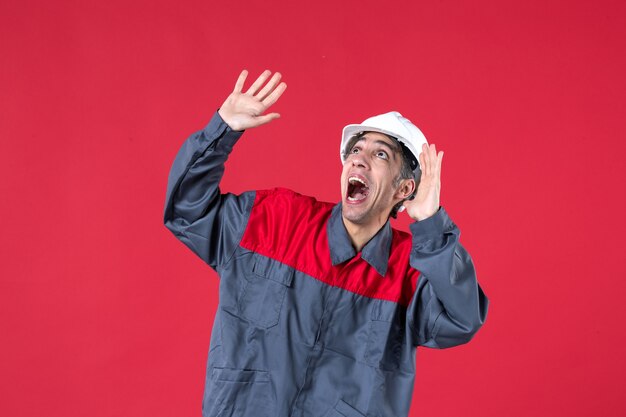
341,204 -> 370,225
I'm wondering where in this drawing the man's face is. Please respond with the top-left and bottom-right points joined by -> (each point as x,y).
340,132 -> 407,226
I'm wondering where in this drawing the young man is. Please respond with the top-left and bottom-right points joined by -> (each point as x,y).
164,70 -> 488,417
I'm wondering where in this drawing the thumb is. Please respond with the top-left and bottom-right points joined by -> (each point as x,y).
398,195 -> 414,213
254,112 -> 281,127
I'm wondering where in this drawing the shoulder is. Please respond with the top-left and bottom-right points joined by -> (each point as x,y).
241,187 -> 335,258
253,187 -> 334,216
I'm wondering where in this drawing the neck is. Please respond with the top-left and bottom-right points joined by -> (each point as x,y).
342,215 -> 388,252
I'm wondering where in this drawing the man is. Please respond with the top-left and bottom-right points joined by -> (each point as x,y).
164,70 -> 488,417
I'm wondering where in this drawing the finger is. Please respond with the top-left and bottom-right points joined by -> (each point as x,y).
252,112 -> 281,127
430,144 -> 438,175
233,70 -> 248,93
428,144 -> 438,175
256,72 -> 282,101
419,146 -> 427,176
262,82 -> 287,107
421,143 -> 430,177
437,150 -> 444,174
245,70 -> 272,95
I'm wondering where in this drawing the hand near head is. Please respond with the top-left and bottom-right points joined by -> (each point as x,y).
402,143 -> 444,221
218,70 -> 287,131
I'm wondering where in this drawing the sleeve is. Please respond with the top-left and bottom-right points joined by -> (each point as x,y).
406,207 -> 489,348
163,111 -> 256,270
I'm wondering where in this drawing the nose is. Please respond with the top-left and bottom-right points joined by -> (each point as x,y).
350,154 -> 370,169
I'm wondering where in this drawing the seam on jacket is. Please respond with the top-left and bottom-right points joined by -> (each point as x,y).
169,138 -> 219,221
430,310 -> 445,346
322,345 -> 415,376
178,228 -> 202,262
407,288 -> 436,346
221,192 -> 256,269
242,240 -> 407,305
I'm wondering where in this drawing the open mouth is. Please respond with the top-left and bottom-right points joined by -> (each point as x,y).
347,176 -> 370,202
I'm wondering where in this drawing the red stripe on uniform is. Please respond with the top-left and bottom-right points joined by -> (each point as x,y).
239,188 -> 419,307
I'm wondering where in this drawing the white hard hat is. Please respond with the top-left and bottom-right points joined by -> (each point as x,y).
340,111 -> 428,172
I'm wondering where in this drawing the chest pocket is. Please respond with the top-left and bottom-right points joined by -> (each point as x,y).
237,254 -> 294,329
364,300 -> 405,371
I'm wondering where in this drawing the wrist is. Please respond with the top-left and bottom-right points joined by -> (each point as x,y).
217,108 -> 237,131
409,207 -> 454,239
409,207 -> 438,222
416,212 -> 435,221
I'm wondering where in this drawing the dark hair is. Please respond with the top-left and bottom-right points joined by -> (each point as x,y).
342,132 -> 421,218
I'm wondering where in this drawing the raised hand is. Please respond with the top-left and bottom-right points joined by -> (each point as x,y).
218,70 -> 287,131
402,143 -> 444,221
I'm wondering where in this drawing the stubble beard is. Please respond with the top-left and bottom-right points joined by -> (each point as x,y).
341,202 -> 381,227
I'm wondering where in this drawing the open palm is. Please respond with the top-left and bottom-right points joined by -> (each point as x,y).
403,143 -> 444,221
218,70 -> 287,131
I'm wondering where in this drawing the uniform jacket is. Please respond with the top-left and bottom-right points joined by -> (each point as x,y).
163,112 -> 489,417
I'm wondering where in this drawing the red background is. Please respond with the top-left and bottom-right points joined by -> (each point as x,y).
1,0 -> 625,416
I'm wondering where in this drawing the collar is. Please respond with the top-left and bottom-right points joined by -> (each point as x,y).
327,203 -> 392,277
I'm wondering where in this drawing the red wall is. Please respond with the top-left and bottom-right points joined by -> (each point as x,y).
1,0 -> 625,416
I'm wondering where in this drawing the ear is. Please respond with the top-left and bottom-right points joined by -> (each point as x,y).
395,178 -> 416,200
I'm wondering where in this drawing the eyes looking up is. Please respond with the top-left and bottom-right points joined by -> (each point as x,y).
349,145 -> 390,161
